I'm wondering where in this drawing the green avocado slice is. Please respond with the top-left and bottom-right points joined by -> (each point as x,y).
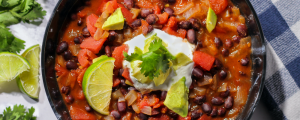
102,8 -> 124,30
206,7 -> 217,33
164,77 -> 189,117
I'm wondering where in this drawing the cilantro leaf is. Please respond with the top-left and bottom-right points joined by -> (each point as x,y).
124,34 -> 175,79
0,24 -> 25,53
0,104 -> 36,120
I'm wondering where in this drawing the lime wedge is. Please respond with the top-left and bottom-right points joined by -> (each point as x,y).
82,56 -> 115,115
0,52 -> 30,81
17,44 -> 40,99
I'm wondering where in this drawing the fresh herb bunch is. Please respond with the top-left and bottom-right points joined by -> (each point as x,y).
0,0 -> 46,53
0,104 -> 36,120
124,34 -> 175,79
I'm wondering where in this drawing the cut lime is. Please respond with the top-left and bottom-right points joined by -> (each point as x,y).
0,52 -> 30,81
17,44 -> 40,99
82,56 -> 115,115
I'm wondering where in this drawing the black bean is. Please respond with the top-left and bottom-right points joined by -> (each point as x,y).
63,51 -> 72,60
187,29 -> 196,44
194,95 -> 206,105
120,88 -> 128,95
73,56 -> 79,63
240,57 -> 249,66
213,59 -> 222,69
192,67 -> 203,79
167,110 -> 178,118
138,113 -> 148,120
66,61 -> 78,70
152,108 -> 160,115
147,25 -> 154,34
61,86 -> 70,95
85,105 -> 92,112
211,97 -> 224,105
237,24 -> 247,37
225,39 -> 233,48
202,103 -> 212,114
146,14 -> 159,25
124,0 -> 134,9
196,41 -> 203,49
218,107 -> 226,116
71,14 -> 77,21
105,46 -> 112,57
131,19 -> 142,28
74,36 -> 83,44
222,48 -> 229,57
119,69 -> 124,77
163,0 -> 176,4
66,95 -> 74,104
141,8 -> 153,18
225,96 -> 234,109
161,91 -> 167,100
189,18 -> 201,31
210,107 -> 218,117
56,41 -> 68,54
120,79 -> 127,87
82,27 -> 91,37
108,30 -> 117,41
118,101 -> 127,112
164,7 -> 174,16
232,36 -> 241,43
219,70 -> 227,80
128,87 -> 137,91
214,37 -> 222,48
178,21 -> 191,30
77,19 -> 83,26
191,110 -> 202,120
111,110 -> 121,119
220,88 -> 230,98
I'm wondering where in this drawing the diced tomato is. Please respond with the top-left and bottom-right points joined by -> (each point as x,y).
86,14 -> 99,36
177,29 -> 187,39
157,12 -> 169,24
153,101 -> 164,108
136,0 -> 154,8
154,5 -> 161,14
113,78 -> 121,87
77,9 -> 88,18
122,68 -> 132,83
178,116 -> 191,120
209,0 -> 228,14
140,20 -> 149,36
162,27 -> 177,36
139,96 -> 150,109
119,5 -> 134,24
159,114 -> 170,120
112,44 -> 129,69
103,0 -> 118,14
69,106 -> 96,119
78,49 -> 97,68
76,68 -> 87,87
214,26 -> 227,33
76,89 -> 85,100
193,51 -> 216,71
123,112 -> 133,120
80,37 -> 107,54
97,0 -> 109,13
166,17 -> 177,29
55,64 -> 68,76
198,114 -> 209,120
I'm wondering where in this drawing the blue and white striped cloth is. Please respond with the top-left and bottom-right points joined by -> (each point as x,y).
249,0 -> 300,119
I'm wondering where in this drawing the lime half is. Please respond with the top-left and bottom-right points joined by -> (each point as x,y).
17,44 -> 40,99
0,52 -> 30,81
82,56 -> 115,115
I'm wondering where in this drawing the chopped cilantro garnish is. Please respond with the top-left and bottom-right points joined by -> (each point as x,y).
124,34 -> 175,79
0,104 -> 36,120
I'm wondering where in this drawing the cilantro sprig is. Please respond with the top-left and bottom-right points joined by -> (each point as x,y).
124,34 -> 175,79
0,0 -> 46,53
0,104 -> 36,120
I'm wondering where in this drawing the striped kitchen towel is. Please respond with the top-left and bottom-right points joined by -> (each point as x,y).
249,0 -> 300,119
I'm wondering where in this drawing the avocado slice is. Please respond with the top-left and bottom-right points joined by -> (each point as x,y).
143,34 -> 168,53
164,77 -> 189,117
131,60 -> 152,83
206,7 -> 217,33
102,8 -> 124,30
173,53 -> 192,70
153,67 -> 172,86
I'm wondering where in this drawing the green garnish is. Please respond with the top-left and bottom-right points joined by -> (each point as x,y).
0,0 -> 46,53
0,104 -> 36,120
124,34 -> 175,80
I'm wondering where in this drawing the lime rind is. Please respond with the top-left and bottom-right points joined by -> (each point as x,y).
18,44 -> 40,99
82,56 -> 115,115
0,52 -> 30,81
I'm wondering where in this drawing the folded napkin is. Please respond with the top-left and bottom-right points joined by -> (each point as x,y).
249,0 -> 300,119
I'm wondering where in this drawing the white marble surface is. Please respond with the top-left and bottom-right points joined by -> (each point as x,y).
0,0 -> 273,120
